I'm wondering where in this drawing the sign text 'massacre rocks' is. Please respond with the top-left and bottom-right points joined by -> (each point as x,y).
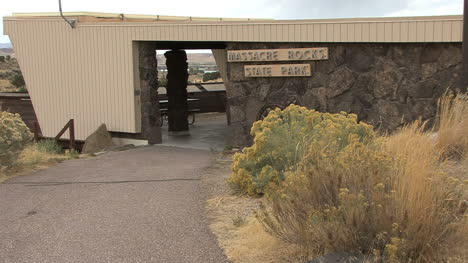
228,47 -> 328,62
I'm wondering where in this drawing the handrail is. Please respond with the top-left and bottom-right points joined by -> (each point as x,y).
54,119 -> 75,150
33,121 -> 41,142
187,81 -> 224,85
159,82 -> 225,90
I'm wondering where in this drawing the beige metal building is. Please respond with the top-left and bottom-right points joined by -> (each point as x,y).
3,12 -> 464,143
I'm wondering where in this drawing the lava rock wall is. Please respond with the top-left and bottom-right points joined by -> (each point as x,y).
225,42 -> 464,147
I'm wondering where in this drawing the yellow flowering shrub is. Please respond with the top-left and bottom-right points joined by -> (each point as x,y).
229,104 -> 375,195
259,117 -> 467,262
260,137 -> 395,255
0,111 -> 33,168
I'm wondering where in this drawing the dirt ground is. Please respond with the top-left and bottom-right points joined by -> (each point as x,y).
201,152 -> 306,263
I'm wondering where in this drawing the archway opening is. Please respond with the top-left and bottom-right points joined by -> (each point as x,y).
154,43 -> 229,151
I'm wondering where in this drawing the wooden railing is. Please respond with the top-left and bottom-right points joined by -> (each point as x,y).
54,119 -> 75,150
33,121 -> 41,142
159,81 -> 224,90
33,119 -> 77,151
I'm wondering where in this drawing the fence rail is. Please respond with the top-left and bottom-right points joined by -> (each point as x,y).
54,119 -> 75,150
158,82 -> 226,113
159,82 -> 225,90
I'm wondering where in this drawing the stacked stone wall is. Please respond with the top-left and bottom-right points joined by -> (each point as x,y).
225,42 -> 464,146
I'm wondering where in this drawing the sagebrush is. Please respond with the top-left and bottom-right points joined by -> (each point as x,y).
231,94 -> 467,262
0,111 -> 33,168
229,105 -> 375,195
261,120 -> 467,262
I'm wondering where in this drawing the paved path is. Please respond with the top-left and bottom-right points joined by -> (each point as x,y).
0,146 -> 229,263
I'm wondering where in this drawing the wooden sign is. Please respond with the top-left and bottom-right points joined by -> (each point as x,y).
245,64 -> 311,77
228,47 -> 328,62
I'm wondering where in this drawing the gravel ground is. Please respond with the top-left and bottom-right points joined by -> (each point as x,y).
0,145 -> 229,263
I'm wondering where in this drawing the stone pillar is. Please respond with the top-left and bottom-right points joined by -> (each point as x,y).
165,50 -> 189,132
139,42 -> 162,144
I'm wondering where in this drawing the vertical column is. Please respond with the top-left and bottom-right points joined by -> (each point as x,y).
165,50 -> 189,132
139,42 -> 162,144
463,0 -> 468,90
212,49 -> 230,124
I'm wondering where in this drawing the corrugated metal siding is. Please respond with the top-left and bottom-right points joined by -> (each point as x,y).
5,19 -> 139,140
3,15 -> 463,140
67,15 -> 462,43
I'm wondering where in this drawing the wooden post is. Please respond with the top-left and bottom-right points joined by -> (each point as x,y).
33,121 -> 40,142
54,119 -> 75,150
165,50 -> 189,132
69,119 -> 75,150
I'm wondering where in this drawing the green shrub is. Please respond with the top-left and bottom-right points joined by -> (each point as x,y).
0,56 -> 5,62
260,121 -> 468,262
188,67 -> 204,75
159,75 -> 168,87
202,71 -> 221,82
260,137 -> 395,257
37,139 -> 63,154
254,95 -> 468,262
0,111 -> 33,168
65,149 -> 80,159
17,86 -> 28,93
10,72 -> 25,89
229,104 -> 375,195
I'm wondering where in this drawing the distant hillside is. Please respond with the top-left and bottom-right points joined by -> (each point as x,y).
0,57 -> 21,92
157,53 -> 215,66
0,48 -> 14,56
0,43 -> 12,49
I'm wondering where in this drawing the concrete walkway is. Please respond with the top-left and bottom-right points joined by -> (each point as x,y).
161,113 -> 228,151
0,146 -> 229,263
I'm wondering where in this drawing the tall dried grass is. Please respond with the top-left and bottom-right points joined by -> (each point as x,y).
434,93 -> 468,159
258,93 -> 467,262
19,143 -> 66,167
383,121 -> 467,262
207,194 -> 306,263
225,217 -> 305,263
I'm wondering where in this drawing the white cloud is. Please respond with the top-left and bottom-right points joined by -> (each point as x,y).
387,0 -> 462,16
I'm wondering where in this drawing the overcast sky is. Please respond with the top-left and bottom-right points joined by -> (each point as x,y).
0,0 -> 464,43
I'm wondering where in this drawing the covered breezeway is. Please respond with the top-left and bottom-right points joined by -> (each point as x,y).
3,12 -> 464,149
133,41 -> 230,150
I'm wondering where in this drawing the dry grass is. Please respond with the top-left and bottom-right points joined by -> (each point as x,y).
435,93 -> 468,159
207,194 -> 305,263
0,79 -> 14,91
383,121 -> 467,262
254,93 -> 468,262
19,144 -> 68,167
225,217 -> 304,263
380,93 -> 468,262
207,94 -> 467,262
0,143 -> 69,183
204,154 -> 305,263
